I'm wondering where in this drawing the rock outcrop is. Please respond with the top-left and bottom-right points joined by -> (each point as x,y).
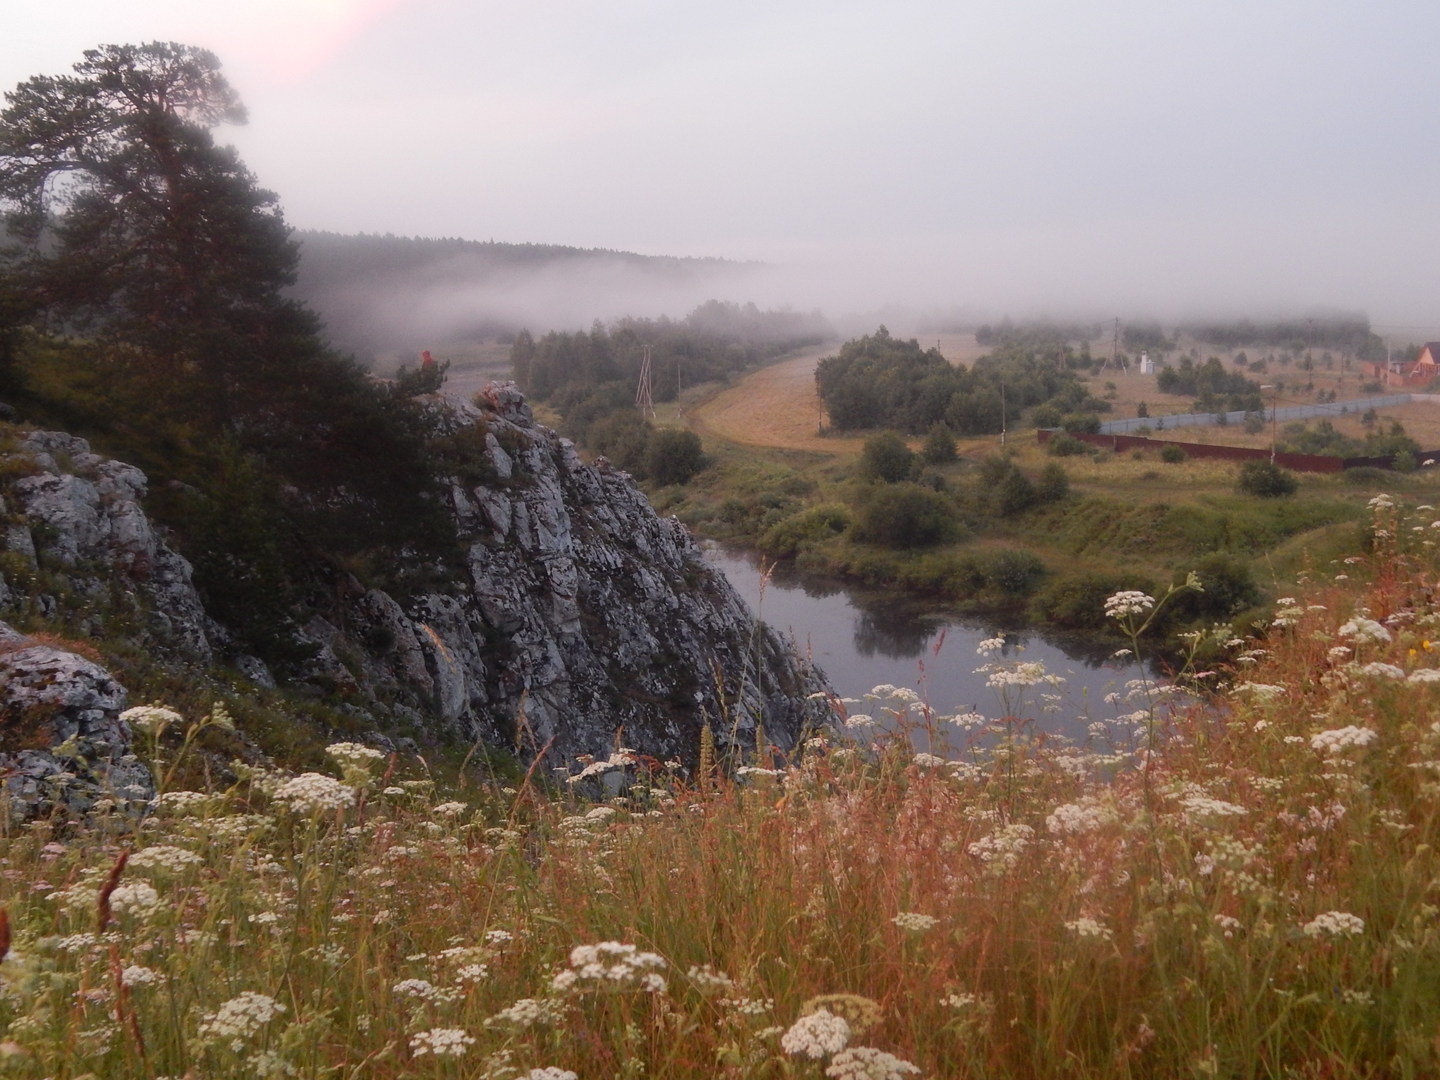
0,383 -> 831,775
0,623 -> 152,821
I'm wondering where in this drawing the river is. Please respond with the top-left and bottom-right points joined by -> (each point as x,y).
704,545 -> 1160,746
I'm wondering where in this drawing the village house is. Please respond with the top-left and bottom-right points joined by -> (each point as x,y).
1367,342 -> 1440,388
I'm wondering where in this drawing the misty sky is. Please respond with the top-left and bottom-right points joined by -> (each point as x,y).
5,0 -> 1439,331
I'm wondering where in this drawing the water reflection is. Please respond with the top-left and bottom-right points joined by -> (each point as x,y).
853,607 -> 943,659
707,543 -> 1140,742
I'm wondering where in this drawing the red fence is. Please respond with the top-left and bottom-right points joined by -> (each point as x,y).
1035,430 -> 1440,474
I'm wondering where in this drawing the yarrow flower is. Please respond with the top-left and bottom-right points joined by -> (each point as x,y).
525,1070 -> 578,1080
781,1008 -> 851,1059
1302,911 -> 1365,937
911,753 -> 945,769
409,1027 -> 476,1057
272,773 -> 355,814
1310,726 -> 1378,754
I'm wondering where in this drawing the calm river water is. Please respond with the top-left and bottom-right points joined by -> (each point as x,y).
705,545 -> 1148,744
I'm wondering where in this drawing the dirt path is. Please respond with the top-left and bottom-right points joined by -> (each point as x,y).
689,332 -> 987,454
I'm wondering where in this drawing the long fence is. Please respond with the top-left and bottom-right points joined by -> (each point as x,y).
1098,394 -> 1423,436
1037,429 -> 1440,474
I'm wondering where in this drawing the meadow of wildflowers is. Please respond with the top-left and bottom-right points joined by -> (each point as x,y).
3,493 -> 1440,1077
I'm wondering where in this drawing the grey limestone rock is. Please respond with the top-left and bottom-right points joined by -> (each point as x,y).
0,622 -> 153,821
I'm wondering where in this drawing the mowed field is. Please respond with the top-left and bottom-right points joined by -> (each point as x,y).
688,332 -> 991,454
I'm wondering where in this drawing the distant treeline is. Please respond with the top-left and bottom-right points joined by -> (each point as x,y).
815,326 -> 1109,436
511,301 -> 830,483
1177,314 -> 1381,356
512,301 -> 829,405
974,319 -> 1103,349
294,231 -> 741,291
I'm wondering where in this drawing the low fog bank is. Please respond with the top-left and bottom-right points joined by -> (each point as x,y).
291,233 -> 775,360
291,230 -> 1439,363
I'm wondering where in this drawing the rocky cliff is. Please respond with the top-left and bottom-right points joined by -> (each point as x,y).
0,382 -> 830,782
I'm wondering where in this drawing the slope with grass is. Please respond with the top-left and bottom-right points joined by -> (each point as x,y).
3,494 -> 1438,1079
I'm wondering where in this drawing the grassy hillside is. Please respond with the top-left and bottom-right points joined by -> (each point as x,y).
4,494 -> 1438,1078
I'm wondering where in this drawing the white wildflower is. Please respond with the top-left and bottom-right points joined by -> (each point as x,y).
781,1008 -> 851,1059
108,881 -> 160,916
1338,617 -> 1392,645
825,1045 -> 922,1079
911,753 -> 945,769
120,706 -> 183,737
198,992 -> 286,1049
1354,662 -> 1406,680
967,824 -> 1034,871
1302,911 -> 1365,937
1104,591 -> 1155,619
272,773 -> 355,814
1310,726 -> 1378,754
891,911 -> 938,932
1065,918 -> 1113,940
409,1027 -> 475,1057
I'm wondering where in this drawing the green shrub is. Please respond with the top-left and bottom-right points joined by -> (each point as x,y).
974,548 -> 1047,598
1237,460 -> 1298,497
1061,412 -> 1102,435
1160,444 -> 1187,464
859,431 -> 916,483
1029,404 -> 1063,429
645,428 -> 707,486
921,422 -> 957,465
758,503 -> 852,558
1031,570 -> 1156,629
850,483 -> 958,548
1036,462 -> 1070,503
1046,434 -> 1087,457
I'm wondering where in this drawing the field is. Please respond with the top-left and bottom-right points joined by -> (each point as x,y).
689,331 -> 1440,459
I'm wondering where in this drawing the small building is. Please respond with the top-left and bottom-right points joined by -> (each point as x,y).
1367,342 -> 1440,388
1138,352 -> 1156,375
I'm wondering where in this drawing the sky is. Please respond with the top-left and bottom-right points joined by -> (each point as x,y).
5,0 -> 1440,334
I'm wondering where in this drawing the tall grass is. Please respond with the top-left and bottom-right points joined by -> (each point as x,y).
4,494 -> 1440,1078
